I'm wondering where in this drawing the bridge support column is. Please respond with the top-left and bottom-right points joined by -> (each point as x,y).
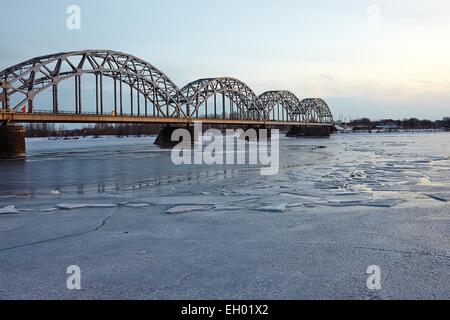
287,125 -> 331,138
0,124 -> 26,159
154,125 -> 200,147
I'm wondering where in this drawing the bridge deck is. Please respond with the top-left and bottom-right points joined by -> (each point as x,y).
0,111 -> 333,127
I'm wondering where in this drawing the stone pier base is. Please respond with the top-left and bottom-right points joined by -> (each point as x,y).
287,125 -> 331,138
0,125 -> 26,159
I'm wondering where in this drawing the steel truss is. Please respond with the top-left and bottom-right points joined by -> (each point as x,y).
180,77 -> 264,120
0,50 -> 333,124
300,98 -> 334,123
259,90 -> 306,122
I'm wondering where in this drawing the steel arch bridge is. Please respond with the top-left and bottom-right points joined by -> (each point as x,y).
180,77 -> 264,121
259,90 -> 307,122
0,50 -> 333,126
300,98 -> 334,124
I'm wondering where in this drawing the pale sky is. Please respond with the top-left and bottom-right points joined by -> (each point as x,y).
1,0 -> 450,120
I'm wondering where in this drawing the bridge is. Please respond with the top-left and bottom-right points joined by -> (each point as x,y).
0,50 -> 334,157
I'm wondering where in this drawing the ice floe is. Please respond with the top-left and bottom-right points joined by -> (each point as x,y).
361,199 -> 405,208
0,205 -> 19,214
141,195 -> 258,206
256,204 -> 287,213
58,203 -> 116,210
286,203 -> 304,208
166,205 -> 214,214
40,208 -> 59,213
233,188 -> 282,196
423,193 -> 450,202
323,200 -> 365,207
118,202 -> 151,208
311,198 -> 405,208
213,205 -> 244,211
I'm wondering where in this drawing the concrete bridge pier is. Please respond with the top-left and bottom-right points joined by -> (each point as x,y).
154,125 -> 200,147
0,123 -> 26,159
287,125 -> 331,138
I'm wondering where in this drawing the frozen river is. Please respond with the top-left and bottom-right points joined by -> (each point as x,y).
0,132 -> 449,299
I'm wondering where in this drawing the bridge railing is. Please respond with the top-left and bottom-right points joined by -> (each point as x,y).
31,109 -> 135,117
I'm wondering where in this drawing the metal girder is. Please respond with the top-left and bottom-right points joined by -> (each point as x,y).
0,110 -> 334,127
300,98 -> 334,123
180,77 -> 264,120
258,90 -> 305,122
0,50 -> 334,124
0,50 -> 184,117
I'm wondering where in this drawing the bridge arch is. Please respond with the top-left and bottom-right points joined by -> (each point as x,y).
259,90 -> 306,122
300,98 -> 334,123
0,50 -> 184,117
179,77 -> 263,120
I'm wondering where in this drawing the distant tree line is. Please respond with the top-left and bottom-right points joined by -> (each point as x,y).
24,123 -> 162,138
349,117 -> 450,130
